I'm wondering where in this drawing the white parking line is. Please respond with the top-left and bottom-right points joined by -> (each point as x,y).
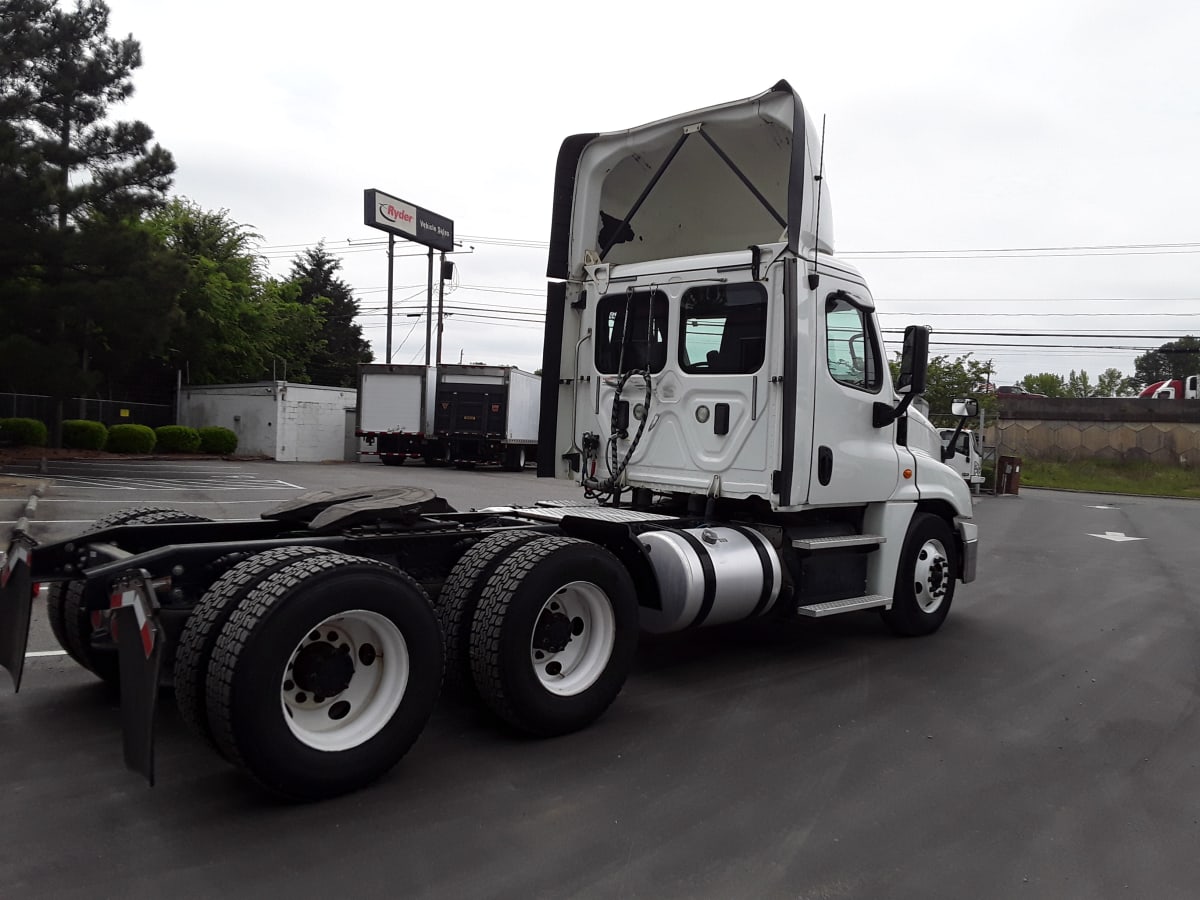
13,474 -> 305,491
25,650 -> 68,658
34,498 -> 285,504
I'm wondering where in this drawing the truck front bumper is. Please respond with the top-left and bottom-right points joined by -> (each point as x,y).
956,518 -> 978,583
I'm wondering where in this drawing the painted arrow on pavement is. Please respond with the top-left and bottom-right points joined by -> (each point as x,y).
1088,531 -> 1146,542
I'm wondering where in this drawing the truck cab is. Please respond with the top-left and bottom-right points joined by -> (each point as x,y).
538,80 -> 975,628
940,427 -> 985,490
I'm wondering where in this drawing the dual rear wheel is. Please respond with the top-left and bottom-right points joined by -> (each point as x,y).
176,549 -> 443,801
46,507 -> 212,686
440,534 -> 639,737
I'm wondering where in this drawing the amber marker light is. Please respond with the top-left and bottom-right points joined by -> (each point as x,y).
903,469 -> 913,479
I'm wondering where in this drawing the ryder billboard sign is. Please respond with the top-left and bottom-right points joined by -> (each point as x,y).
363,188 -> 454,252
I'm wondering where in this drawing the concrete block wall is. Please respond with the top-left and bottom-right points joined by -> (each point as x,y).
275,384 -> 356,462
992,397 -> 1200,465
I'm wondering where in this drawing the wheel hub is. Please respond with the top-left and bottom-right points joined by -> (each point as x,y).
291,638 -> 355,698
533,608 -> 575,653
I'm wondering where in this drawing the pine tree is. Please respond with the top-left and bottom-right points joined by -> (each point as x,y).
0,0 -> 180,419
289,244 -> 374,386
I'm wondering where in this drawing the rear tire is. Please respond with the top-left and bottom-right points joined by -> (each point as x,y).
380,455 -> 405,466
502,446 -> 527,472
45,580 -> 120,685
174,546 -> 338,746
49,507 -> 210,686
205,553 -> 443,800
89,505 -> 205,532
881,512 -> 957,636
436,531 -> 542,694
470,536 -> 638,736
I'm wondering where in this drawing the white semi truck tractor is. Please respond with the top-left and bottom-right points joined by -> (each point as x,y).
0,81 -> 976,800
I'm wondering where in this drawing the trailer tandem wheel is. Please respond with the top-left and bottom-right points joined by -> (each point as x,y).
881,512 -> 958,636
48,507 -> 211,686
502,445 -> 527,472
436,530 -> 542,694
204,554 -> 444,801
174,546 -> 340,748
469,536 -> 639,737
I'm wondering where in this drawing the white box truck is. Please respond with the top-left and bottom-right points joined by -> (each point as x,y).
355,364 -> 436,465
433,364 -> 539,471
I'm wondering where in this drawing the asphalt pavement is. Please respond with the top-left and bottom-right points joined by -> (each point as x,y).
3,459 -> 1200,898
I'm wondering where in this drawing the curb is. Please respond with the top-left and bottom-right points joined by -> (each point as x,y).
12,479 -> 49,538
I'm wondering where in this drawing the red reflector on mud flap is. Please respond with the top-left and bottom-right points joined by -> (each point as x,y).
110,584 -> 156,659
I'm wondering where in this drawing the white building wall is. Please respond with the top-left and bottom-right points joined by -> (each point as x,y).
180,383 -> 282,458
275,384 -> 357,462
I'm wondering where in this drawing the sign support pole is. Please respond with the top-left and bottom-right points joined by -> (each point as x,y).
425,248 -> 434,366
436,251 -> 446,365
386,233 -> 395,363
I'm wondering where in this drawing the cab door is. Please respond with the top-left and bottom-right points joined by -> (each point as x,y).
592,267 -> 782,499
805,280 -> 902,505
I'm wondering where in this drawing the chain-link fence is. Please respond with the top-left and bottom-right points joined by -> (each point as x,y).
0,393 -> 174,428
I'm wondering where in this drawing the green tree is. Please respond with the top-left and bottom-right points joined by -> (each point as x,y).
1065,369 -> 1094,398
1095,367 -> 1140,397
1133,335 -> 1200,388
149,199 -> 324,384
0,0 -> 180,426
889,352 -> 996,419
1019,373 -> 1067,397
288,244 -> 373,386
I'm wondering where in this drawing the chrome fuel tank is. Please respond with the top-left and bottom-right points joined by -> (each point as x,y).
636,526 -> 782,634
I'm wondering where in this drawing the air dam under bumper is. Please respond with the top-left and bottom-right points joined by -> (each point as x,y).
956,519 -> 978,583
636,526 -> 782,634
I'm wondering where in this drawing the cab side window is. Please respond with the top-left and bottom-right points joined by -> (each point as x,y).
825,294 -> 882,392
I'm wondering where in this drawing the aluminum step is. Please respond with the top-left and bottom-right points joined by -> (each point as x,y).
797,594 -> 891,617
791,534 -> 885,551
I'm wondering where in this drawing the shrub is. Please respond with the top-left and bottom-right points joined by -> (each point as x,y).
62,419 -> 108,450
155,425 -> 201,453
0,417 -> 48,447
106,423 -> 156,454
197,426 -> 238,455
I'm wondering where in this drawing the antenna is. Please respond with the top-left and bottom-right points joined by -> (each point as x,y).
807,115 -> 827,291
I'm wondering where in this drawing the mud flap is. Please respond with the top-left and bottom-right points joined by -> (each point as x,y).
110,572 -> 165,786
0,536 -> 35,692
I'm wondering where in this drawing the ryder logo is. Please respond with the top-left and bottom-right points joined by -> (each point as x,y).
378,201 -> 416,232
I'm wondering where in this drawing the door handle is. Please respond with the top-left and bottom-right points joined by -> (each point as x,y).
714,403 -> 730,435
818,445 -> 833,485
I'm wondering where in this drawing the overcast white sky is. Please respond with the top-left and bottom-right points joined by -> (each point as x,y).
104,0 -> 1199,387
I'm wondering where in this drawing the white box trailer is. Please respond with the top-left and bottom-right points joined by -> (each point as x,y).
432,364 -> 539,470
356,364 -> 436,466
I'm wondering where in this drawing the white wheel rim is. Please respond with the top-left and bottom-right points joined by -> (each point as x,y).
280,609 -> 409,752
529,581 -> 616,696
912,538 -> 950,614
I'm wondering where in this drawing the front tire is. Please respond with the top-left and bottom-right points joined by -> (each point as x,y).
470,536 -> 638,736
881,512 -> 957,636
205,553 -> 443,800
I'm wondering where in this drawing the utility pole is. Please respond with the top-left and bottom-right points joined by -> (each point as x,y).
436,254 -> 450,365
